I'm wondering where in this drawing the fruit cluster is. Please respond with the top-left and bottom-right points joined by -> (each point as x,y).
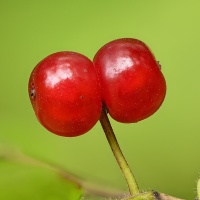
28,38 -> 166,137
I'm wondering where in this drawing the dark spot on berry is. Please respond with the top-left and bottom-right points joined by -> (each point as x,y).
30,88 -> 36,100
157,61 -> 162,70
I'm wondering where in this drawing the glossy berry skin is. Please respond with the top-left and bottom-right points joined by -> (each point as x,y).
28,52 -> 101,137
93,38 -> 166,123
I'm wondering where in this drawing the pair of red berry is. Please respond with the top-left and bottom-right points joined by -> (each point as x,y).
28,38 -> 166,137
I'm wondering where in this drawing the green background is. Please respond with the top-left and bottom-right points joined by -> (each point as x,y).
1,1 -> 200,199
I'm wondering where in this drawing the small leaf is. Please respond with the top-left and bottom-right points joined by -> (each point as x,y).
0,145 -> 82,200
197,179 -> 200,199
0,145 -> 125,199
0,161 -> 82,200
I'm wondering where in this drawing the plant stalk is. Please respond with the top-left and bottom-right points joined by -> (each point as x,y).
99,106 -> 140,196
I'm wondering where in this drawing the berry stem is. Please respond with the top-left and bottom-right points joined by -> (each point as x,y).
99,106 -> 140,196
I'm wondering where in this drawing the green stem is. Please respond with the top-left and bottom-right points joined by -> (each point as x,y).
99,106 -> 140,196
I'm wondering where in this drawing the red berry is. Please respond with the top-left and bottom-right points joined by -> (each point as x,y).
28,52 -> 101,137
93,38 -> 166,123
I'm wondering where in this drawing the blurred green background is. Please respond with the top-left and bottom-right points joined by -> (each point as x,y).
1,1 -> 200,199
